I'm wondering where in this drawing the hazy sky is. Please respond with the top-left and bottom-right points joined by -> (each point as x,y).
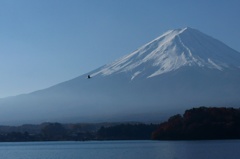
0,0 -> 240,98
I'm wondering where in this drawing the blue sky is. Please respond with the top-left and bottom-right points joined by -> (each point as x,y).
0,0 -> 240,98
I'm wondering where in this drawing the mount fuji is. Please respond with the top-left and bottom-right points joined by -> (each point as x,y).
1,27 -> 240,124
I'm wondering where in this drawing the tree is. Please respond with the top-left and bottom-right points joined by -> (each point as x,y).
41,123 -> 67,140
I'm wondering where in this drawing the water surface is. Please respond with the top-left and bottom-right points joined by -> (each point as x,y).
0,140 -> 239,159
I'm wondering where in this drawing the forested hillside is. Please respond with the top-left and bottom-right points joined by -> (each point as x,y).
152,107 -> 240,140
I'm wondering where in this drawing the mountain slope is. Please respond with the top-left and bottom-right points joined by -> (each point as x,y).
0,27 -> 240,125
92,27 -> 240,79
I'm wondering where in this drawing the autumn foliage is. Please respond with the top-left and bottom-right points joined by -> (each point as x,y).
152,107 -> 240,140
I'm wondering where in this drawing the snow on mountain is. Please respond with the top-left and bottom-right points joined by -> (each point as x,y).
0,27 -> 240,125
92,27 -> 240,79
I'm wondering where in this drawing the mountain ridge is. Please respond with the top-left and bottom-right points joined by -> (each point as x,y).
0,27 -> 240,125
91,27 -> 240,80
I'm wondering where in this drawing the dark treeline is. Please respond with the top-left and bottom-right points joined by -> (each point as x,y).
0,122 -> 102,141
152,107 -> 240,140
0,122 -> 157,142
1,106 -> 240,142
98,123 -> 158,140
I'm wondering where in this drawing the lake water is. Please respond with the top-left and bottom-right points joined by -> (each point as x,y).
0,140 -> 239,159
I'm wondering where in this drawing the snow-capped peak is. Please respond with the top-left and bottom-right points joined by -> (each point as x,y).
92,27 -> 240,79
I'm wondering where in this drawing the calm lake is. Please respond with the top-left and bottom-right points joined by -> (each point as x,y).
0,140 -> 239,159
